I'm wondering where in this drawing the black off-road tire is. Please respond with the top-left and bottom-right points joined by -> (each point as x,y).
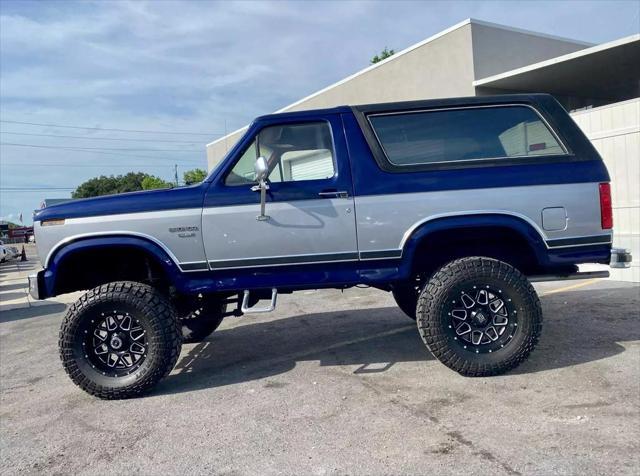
178,295 -> 226,344
416,257 -> 542,377
59,281 -> 182,399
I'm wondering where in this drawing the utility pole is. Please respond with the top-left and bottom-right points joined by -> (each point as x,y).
174,164 -> 179,187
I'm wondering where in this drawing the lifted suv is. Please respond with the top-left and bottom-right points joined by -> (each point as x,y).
30,94 -> 631,399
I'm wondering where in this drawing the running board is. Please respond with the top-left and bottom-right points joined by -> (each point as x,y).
241,288 -> 278,314
528,271 -> 609,282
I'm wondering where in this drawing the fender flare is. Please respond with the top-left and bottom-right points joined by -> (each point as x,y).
400,213 -> 548,272
43,235 -> 183,297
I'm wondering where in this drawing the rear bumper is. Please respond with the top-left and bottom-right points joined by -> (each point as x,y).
610,248 -> 632,269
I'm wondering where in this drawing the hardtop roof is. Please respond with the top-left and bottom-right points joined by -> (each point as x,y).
253,93 -> 554,122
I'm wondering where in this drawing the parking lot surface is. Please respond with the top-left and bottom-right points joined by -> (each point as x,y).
1,252 -> 639,475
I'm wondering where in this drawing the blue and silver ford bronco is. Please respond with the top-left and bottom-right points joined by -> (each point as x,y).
31,94 -> 632,399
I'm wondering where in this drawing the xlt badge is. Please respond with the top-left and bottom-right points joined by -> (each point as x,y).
169,226 -> 199,238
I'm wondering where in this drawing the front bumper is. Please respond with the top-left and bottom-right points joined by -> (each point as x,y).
28,272 -> 44,300
610,248 -> 633,269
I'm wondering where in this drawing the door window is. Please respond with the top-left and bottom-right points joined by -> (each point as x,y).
225,122 -> 335,185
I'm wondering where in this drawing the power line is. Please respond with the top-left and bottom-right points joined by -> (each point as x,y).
0,131 -> 203,144
0,120 -> 222,136
1,141 -> 201,153
0,144 -> 203,162
1,187 -> 76,191
1,162 -> 200,168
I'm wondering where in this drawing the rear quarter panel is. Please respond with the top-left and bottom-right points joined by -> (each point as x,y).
342,95 -> 611,255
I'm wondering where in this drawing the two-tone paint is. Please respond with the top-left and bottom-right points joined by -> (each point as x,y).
32,94 -> 613,299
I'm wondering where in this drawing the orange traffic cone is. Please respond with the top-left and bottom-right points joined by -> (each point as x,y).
20,245 -> 27,262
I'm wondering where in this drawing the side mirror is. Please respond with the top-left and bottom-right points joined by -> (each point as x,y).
253,156 -> 270,221
254,156 -> 268,182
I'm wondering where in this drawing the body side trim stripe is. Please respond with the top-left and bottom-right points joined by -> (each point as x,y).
546,235 -> 612,248
179,261 -> 209,271
359,250 -> 403,260
209,252 -> 359,269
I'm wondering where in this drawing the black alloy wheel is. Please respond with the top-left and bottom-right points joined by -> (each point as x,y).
417,257 -> 542,376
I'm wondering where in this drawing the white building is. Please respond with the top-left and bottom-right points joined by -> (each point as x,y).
207,19 -> 640,281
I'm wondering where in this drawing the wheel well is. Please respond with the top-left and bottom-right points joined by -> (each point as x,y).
53,246 -> 170,296
409,226 -> 542,278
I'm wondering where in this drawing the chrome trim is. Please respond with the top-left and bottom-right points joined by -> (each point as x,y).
44,231 -> 183,270
366,103 -> 570,167
241,288 -> 278,314
398,210 -> 549,249
28,273 -> 41,300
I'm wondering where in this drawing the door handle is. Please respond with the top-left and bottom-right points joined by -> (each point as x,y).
318,190 -> 349,198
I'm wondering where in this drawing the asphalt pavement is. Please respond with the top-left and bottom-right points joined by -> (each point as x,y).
1,250 -> 639,475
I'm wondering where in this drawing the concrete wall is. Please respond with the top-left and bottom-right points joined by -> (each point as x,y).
470,22 -> 589,80
207,22 -> 477,169
207,128 -> 246,171
284,24 -> 476,112
207,20 -> 592,169
571,98 -> 640,282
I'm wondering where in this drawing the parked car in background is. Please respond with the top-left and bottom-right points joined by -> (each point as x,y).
0,245 -> 7,263
30,94 -> 632,399
0,244 -> 20,262
6,246 -> 20,260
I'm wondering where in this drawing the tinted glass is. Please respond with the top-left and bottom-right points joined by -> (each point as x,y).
369,106 -> 564,166
225,122 -> 335,185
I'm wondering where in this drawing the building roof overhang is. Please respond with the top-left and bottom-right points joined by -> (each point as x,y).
473,34 -> 640,102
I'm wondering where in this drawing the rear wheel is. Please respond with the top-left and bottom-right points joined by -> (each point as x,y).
416,257 -> 542,376
59,281 -> 181,399
176,294 -> 226,344
392,275 -> 426,320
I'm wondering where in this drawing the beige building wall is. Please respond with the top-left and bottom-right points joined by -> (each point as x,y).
571,98 -> 640,282
470,22 -> 590,80
207,19 -> 591,169
207,21 -> 476,169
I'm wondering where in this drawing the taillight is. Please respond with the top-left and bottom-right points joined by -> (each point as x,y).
599,183 -> 613,229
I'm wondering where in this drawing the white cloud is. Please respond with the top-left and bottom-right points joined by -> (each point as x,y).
1,0 -> 638,223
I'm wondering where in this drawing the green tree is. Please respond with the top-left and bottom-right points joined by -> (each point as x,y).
183,168 -> 207,185
72,172 -> 168,198
370,47 -> 395,64
141,175 -> 172,190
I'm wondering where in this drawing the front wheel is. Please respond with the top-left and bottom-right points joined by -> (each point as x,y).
416,257 -> 542,377
59,281 -> 182,399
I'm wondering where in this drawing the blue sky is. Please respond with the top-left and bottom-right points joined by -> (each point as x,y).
1,0 -> 639,224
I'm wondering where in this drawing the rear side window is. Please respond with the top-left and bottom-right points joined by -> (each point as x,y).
368,105 -> 565,166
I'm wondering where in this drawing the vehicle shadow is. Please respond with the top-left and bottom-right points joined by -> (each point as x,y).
156,284 -> 639,396
0,282 -> 28,292
0,291 -> 28,302
157,306 -> 424,396
0,303 -> 68,323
